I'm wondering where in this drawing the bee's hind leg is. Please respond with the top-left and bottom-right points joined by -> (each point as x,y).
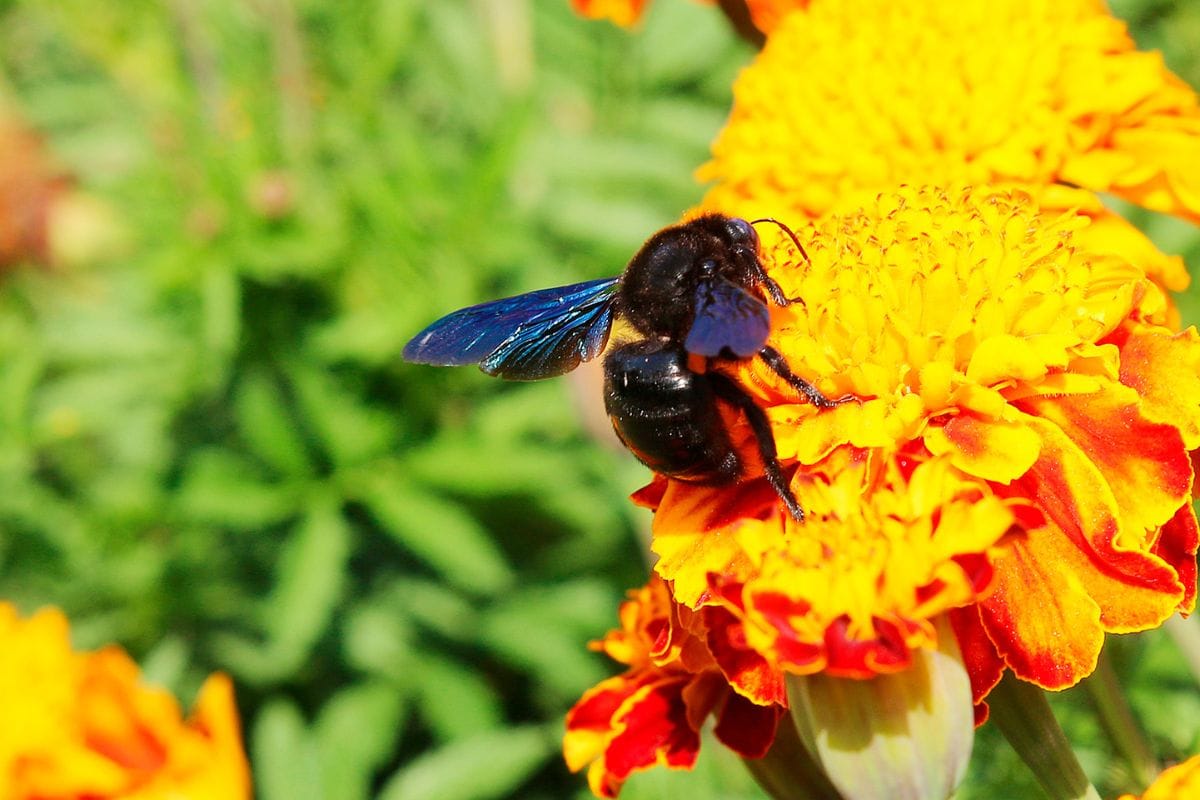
757,346 -> 854,409
708,372 -> 805,523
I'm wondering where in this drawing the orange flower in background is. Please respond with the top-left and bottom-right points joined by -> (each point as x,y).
0,603 -> 251,799
570,0 -> 801,31
700,0 -> 1200,305
0,113 -> 125,271
1119,755 -> 1200,800
741,0 -> 805,34
571,0 -> 651,27
564,574 -> 784,798
0,117 -> 68,269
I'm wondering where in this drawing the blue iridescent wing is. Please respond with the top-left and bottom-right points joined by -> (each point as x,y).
402,277 -> 620,381
684,278 -> 770,358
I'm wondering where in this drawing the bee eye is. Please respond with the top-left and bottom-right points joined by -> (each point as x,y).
725,217 -> 759,248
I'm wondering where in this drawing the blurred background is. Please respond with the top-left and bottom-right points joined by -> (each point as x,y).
0,1 -> 1198,798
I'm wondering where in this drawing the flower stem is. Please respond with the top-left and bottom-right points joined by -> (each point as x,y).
1165,614 -> 1200,687
988,673 -> 1101,800
743,714 -> 845,800
1081,647 -> 1157,790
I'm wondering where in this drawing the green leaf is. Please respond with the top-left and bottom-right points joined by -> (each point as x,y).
378,724 -> 555,800
234,370 -> 312,476
252,698 -> 323,800
385,577 -> 476,642
358,482 -> 513,595
404,438 -> 592,498
478,582 -> 617,701
174,448 -> 298,529
198,264 -> 240,388
413,652 -> 504,741
342,601 -> 416,680
289,361 -> 396,467
262,493 -> 350,660
211,496 -> 350,684
314,681 -> 407,800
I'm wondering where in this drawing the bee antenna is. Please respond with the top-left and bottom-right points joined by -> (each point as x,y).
749,217 -> 810,263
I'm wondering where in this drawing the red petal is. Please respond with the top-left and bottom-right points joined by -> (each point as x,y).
630,476 -> 668,510
603,677 -> 701,780
746,590 -> 824,670
823,616 -> 913,679
702,605 -> 787,706
567,672 -> 654,736
1156,502 -> 1200,614
949,606 -> 1004,724
713,693 -> 784,759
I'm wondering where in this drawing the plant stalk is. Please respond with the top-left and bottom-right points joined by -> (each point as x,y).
988,673 -> 1101,800
1081,647 -> 1158,790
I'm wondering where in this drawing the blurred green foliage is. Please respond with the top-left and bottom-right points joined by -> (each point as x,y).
0,1 -> 1197,799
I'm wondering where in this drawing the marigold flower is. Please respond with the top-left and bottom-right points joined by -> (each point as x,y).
564,574 -> 784,798
570,0 -> 798,32
0,117 -> 67,269
699,0 -> 1200,304
1119,755 -> 1200,800
0,114 -> 125,271
570,0 -> 650,27
740,0 -> 804,34
660,184 -> 1194,707
568,186 -> 1199,796
0,603 -> 251,799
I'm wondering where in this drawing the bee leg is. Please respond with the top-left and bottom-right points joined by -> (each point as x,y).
709,372 -> 805,523
744,259 -> 802,308
758,272 -> 793,307
749,217 -> 810,307
757,346 -> 854,409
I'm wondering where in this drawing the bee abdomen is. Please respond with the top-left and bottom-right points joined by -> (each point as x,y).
602,341 -> 740,484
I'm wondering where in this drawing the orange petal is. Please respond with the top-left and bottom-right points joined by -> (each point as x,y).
1012,410 -> 1188,629
1019,389 -> 1191,537
744,0 -> 808,34
924,412 -> 1041,484
977,532 -> 1102,690
1120,754 -> 1200,800
650,480 -> 779,606
1113,324 -> 1200,450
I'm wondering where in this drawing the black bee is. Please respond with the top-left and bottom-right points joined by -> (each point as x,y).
403,214 -> 847,521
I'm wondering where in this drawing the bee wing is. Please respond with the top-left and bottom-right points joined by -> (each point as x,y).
403,277 -> 620,381
684,277 -> 770,358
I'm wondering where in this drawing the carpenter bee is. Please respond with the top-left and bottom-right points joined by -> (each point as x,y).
403,214 -> 847,521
